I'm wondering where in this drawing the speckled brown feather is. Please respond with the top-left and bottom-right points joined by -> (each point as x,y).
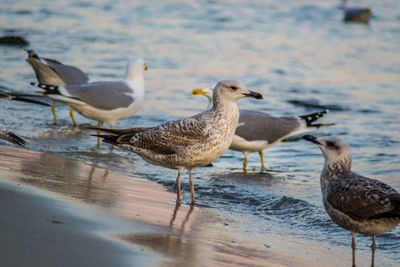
327,172 -> 400,220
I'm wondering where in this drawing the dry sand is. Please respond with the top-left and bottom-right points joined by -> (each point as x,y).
0,145 -> 316,266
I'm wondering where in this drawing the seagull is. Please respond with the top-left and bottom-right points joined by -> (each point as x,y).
38,58 -> 148,146
192,87 -> 333,170
93,80 -> 263,204
26,49 -> 89,126
342,0 -> 371,23
303,135 -> 400,267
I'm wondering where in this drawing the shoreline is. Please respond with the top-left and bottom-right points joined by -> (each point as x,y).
0,145 -> 303,266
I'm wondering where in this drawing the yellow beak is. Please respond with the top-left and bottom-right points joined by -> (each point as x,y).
191,88 -> 207,96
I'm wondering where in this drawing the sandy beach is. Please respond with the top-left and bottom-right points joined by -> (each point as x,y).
0,145 -> 312,267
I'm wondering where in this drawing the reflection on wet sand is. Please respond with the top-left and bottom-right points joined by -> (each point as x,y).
0,145 -> 304,266
118,202 -> 288,267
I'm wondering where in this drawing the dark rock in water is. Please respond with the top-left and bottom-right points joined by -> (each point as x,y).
0,35 -> 30,46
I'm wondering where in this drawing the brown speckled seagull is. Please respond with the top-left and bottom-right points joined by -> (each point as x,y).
94,80 -> 263,205
303,135 -> 400,267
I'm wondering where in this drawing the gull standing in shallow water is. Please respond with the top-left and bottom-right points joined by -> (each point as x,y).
38,58 -> 147,146
192,87 -> 333,170
94,80 -> 263,204
26,50 -> 89,126
303,135 -> 400,267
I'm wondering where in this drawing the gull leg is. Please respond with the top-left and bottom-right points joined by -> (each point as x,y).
96,121 -> 103,147
351,232 -> 357,267
259,150 -> 265,169
176,169 -> 182,205
243,152 -> 248,171
188,169 -> 195,205
110,125 -> 115,150
371,235 -> 376,267
69,107 -> 77,127
51,100 -> 57,125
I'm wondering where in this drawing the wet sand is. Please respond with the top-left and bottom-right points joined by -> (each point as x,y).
0,145 -> 311,267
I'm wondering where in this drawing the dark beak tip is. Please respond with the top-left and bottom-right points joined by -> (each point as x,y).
303,135 -> 321,145
246,91 -> 263,100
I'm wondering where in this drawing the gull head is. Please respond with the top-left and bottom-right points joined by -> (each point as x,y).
125,58 -> 148,81
303,135 -> 352,171
213,80 -> 263,104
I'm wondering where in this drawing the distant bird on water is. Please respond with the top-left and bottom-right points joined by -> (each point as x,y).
342,0 -> 371,23
26,49 -> 89,126
39,58 -> 147,146
93,80 -> 263,204
192,87 -> 333,170
303,135 -> 400,267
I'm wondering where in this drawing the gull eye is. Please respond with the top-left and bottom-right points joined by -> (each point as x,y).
326,141 -> 339,150
230,86 -> 238,91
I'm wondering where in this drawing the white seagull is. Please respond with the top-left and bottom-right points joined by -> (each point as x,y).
26,49 -> 89,126
192,87 -> 333,170
303,135 -> 400,267
39,58 -> 147,146
93,80 -> 263,204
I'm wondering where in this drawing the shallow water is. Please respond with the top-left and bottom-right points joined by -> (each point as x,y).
1,0 -> 399,265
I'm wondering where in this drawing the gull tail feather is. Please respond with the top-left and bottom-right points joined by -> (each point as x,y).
390,194 -> 400,215
91,134 -> 119,145
299,110 -> 335,128
34,83 -> 61,95
92,133 -> 134,146
86,126 -> 151,136
0,131 -> 26,147
11,95 -> 50,106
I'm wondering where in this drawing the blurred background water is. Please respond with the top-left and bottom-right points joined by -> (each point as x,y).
0,0 -> 399,265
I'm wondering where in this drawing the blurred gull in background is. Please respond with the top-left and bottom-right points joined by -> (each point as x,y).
26,49 -> 89,126
38,58 -> 147,146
